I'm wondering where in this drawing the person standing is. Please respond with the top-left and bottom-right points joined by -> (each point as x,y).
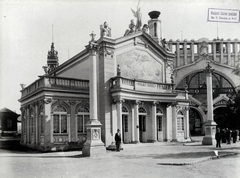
115,129 -> 121,152
232,129 -> 237,143
215,128 -> 221,148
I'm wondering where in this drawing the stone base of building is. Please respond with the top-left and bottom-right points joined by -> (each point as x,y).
20,142 -> 84,152
202,136 -> 216,145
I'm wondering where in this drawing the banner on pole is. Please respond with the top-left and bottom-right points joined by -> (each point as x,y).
207,8 -> 240,23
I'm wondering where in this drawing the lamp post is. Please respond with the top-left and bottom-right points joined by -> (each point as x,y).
202,58 -> 217,145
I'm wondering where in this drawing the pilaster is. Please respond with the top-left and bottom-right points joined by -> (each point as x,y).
43,97 -> 53,145
116,99 -> 124,141
134,100 -> 140,143
171,102 -> 177,141
151,101 -> 157,142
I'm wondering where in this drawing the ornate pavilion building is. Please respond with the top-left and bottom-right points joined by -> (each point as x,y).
19,11 -> 191,151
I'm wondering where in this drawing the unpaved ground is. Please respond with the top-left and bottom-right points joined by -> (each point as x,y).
0,138 -> 240,178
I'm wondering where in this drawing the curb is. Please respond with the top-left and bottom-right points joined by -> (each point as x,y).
157,152 -> 238,166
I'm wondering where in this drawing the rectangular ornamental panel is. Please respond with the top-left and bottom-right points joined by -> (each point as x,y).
117,50 -> 163,82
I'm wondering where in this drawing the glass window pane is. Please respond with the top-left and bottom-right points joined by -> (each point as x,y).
41,115 -> 44,133
84,115 -> 90,133
53,115 -> 59,133
61,115 -> 67,133
78,115 -> 83,133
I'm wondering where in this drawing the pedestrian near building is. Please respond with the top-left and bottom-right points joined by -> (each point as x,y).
221,129 -> 226,143
215,128 -> 221,148
115,129 -> 121,152
232,129 -> 237,143
226,128 -> 231,144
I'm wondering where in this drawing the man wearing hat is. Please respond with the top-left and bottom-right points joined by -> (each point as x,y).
115,129 -> 121,151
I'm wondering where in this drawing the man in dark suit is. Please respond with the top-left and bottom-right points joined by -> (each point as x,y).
115,129 -> 121,151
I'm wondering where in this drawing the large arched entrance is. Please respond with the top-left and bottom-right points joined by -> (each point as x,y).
189,108 -> 202,136
176,71 -> 235,104
214,107 -> 230,129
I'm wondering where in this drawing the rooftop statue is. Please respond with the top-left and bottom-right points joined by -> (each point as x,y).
131,1 -> 142,31
124,19 -> 136,36
142,24 -> 149,33
162,38 -> 171,51
100,22 -> 111,37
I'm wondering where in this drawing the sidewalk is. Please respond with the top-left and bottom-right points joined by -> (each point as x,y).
1,136 -> 238,165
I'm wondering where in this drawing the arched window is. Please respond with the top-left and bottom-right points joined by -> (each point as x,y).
77,106 -> 89,134
177,111 -> 184,131
53,105 -> 67,134
156,107 -> 163,131
122,105 -> 129,133
122,105 -> 129,113
139,107 -> 147,114
139,107 -> 147,132
156,107 -> 163,115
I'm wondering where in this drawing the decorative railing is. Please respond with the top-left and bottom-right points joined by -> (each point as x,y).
21,76 -> 89,98
110,76 -> 174,93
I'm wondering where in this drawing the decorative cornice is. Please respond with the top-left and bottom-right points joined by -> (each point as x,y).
99,42 -> 114,58
44,98 -> 52,104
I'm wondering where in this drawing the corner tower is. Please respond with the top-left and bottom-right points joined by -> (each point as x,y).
148,11 -> 162,44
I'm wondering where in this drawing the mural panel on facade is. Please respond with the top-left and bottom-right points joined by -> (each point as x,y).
117,50 -> 163,82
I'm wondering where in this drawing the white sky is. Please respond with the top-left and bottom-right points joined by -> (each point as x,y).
0,0 -> 240,114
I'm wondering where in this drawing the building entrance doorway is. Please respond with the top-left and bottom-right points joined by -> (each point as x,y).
214,107 -> 229,129
156,116 -> 163,141
122,114 -> 128,143
189,108 -> 202,136
139,115 -> 146,142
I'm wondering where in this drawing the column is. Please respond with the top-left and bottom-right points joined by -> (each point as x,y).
165,105 -> 172,142
213,42 -> 217,62
227,42 -> 231,66
183,42 -> 187,65
151,102 -> 157,142
43,98 -> 53,147
134,100 -> 140,143
26,106 -> 30,144
131,106 -> 135,143
116,99 -> 123,141
82,32 -> 105,157
176,42 -> 180,67
220,42 -> 223,63
35,103 -> 38,145
171,103 -> 177,141
184,107 -> 190,140
202,60 -> 217,145
69,101 -> 76,142
234,41 -> 238,64
191,41 -> 194,63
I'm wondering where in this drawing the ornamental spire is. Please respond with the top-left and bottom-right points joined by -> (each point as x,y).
42,26 -> 59,74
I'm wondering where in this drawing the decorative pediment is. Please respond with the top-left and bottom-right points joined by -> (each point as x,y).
213,99 -> 228,107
